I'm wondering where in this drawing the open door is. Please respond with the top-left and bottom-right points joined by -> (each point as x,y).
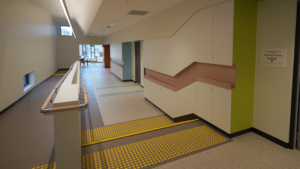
135,42 -> 141,84
103,44 -> 111,68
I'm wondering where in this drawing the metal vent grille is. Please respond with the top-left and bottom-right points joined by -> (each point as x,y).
127,10 -> 149,16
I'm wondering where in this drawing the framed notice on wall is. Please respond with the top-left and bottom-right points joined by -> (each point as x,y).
260,48 -> 287,68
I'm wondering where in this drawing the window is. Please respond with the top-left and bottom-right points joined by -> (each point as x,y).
61,25 -> 72,36
23,74 -> 29,87
23,72 -> 35,92
82,45 -> 87,56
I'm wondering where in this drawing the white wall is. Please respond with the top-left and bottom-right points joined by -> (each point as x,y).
106,0 -> 229,84
143,1 -> 234,133
110,43 -> 122,60
57,22 -> 105,69
110,43 -> 123,79
0,0 -> 57,112
143,0 -> 234,76
111,63 -> 123,80
253,0 -> 297,143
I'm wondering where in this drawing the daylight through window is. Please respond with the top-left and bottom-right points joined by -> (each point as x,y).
61,25 -> 72,36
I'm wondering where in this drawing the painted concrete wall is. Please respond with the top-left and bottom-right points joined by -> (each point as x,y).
57,22 -> 105,69
122,42 -> 132,80
253,0 -> 297,143
143,1 -> 234,133
110,43 -> 122,61
105,0 -> 227,44
111,63 -> 123,80
230,0 -> 257,133
0,0 -> 57,112
106,0 -> 229,85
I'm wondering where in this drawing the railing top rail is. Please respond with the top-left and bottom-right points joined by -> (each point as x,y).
40,61 -> 88,115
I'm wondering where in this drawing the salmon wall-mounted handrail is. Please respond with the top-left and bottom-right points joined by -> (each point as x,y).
40,62 -> 89,115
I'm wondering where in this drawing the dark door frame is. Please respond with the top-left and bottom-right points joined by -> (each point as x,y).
289,0 -> 300,149
135,41 -> 141,84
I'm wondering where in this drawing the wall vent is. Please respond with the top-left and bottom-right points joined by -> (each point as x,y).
127,10 -> 149,16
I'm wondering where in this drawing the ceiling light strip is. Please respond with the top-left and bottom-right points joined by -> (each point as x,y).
60,0 -> 76,38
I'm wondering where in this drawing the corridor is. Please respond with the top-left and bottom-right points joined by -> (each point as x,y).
0,63 -> 300,169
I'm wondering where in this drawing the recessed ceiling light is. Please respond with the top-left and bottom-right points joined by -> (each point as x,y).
111,24 -> 113,25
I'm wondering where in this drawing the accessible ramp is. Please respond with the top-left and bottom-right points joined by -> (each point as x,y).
81,115 -> 198,147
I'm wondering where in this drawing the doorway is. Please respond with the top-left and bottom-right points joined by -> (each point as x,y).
103,44 -> 111,68
80,44 -> 103,62
290,0 -> 300,150
135,42 -> 141,84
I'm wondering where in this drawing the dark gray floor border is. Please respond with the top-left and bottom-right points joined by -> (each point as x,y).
144,97 -> 289,149
0,74 -> 56,116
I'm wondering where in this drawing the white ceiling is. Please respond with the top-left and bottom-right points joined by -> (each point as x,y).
87,0 -> 185,37
26,0 -> 81,21
25,0 -> 186,37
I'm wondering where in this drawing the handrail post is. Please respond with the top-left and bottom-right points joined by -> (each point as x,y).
40,61 -> 88,169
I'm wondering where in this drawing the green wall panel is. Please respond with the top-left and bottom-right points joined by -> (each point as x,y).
122,42 -> 132,80
231,0 -> 258,133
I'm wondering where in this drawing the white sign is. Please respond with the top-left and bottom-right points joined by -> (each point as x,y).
260,48 -> 287,68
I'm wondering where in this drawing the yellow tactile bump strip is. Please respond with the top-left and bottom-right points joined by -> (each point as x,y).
81,115 -> 174,146
81,125 -> 228,169
32,162 -> 56,169
31,125 -> 228,169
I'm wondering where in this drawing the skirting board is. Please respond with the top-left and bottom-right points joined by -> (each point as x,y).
0,74 -> 54,116
252,128 -> 288,148
144,97 -> 289,149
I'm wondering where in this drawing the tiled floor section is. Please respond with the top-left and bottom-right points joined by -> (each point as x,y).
95,92 -> 163,126
81,64 -> 105,131
97,85 -> 143,96
87,68 -> 163,126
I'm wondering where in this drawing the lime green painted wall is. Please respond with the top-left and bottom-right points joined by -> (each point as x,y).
231,0 -> 258,133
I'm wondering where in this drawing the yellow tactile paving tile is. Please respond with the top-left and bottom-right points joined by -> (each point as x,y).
81,115 -> 175,146
32,125 -> 229,169
81,125 -> 228,169
32,162 -> 56,169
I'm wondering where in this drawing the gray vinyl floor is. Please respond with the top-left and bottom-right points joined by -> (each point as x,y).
1,63 -> 300,169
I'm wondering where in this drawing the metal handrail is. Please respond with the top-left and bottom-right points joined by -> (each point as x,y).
40,63 -> 89,115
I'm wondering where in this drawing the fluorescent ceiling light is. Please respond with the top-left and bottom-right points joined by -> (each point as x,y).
60,0 -> 76,38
